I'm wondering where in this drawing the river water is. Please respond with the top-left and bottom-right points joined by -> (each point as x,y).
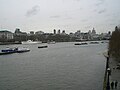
0,42 -> 107,90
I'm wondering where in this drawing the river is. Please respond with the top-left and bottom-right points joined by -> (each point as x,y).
0,42 -> 107,90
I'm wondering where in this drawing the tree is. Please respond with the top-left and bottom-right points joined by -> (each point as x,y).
109,26 -> 120,59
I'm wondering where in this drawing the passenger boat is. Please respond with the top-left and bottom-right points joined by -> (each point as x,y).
47,41 -> 56,44
0,51 -> 15,55
0,47 -> 30,55
22,40 -> 42,45
16,47 -> 30,53
0,47 -> 17,55
38,46 -> 48,48
1,47 -> 17,52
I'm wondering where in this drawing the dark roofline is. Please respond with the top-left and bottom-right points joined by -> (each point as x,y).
0,30 -> 13,33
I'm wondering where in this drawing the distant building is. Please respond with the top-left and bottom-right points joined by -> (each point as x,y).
87,30 -> 92,40
53,29 -> 56,34
57,29 -> 60,34
92,28 -> 96,35
14,28 -> 27,35
14,28 -> 27,41
88,30 -> 91,35
69,32 -> 74,37
15,28 -> 20,33
89,28 -> 99,40
35,31 -> 44,35
0,30 -> 14,40
61,30 -> 66,35
75,30 -> 81,38
100,32 -> 111,40
30,31 -> 34,35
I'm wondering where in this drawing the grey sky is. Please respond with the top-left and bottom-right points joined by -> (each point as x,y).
0,0 -> 120,33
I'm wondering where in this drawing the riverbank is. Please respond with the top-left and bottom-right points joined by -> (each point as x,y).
109,57 -> 120,89
0,41 -> 21,45
103,52 -> 109,90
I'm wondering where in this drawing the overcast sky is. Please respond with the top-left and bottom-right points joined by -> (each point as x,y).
0,0 -> 120,33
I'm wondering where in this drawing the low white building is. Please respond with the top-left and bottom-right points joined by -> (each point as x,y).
0,30 -> 14,40
35,31 -> 44,35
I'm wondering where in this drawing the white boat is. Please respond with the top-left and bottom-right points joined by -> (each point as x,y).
16,47 -> 30,53
22,40 -> 42,44
47,41 -> 56,44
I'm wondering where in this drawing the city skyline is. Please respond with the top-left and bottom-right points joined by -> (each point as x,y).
0,0 -> 120,33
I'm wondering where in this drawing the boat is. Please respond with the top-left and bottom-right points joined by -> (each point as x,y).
22,40 -> 42,45
16,47 -> 30,53
38,46 -> 48,48
90,42 -> 99,44
0,41 -> 22,45
0,47 -> 17,55
47,41 -> 56,44
74,42 -> 88,45
1,47 -> 17,52
0,47 -> 30,55
0,51 -> 15,55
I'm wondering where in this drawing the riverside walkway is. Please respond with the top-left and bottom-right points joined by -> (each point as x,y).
103,52 -> 120,90
109,58 -> 120,90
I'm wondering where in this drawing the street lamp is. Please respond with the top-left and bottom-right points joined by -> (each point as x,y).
106,68 -> 110,90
